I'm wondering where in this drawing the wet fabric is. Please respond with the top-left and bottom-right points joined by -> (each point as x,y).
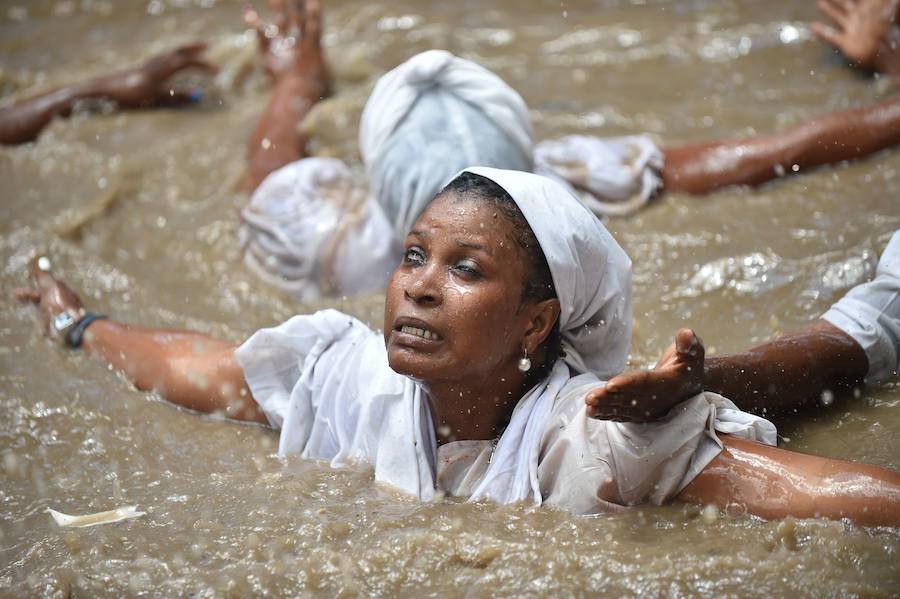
534,134 -> 664,216
239,157 -> 399,300
822,230 -> 900,384
359,49 -> 534,239
235,168 -> 777,511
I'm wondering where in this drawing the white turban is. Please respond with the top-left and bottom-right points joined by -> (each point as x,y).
463,167 -> 633,379
359,50 -> 534,239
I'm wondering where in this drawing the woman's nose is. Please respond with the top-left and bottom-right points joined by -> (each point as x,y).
404,263 -> 442,305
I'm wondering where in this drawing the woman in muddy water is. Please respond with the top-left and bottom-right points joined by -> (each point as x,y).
235,0 -> 900,302
17,167 -> 900,526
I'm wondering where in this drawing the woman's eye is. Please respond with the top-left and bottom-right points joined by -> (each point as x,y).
452,260 -> 481,277
403,247 -> 426,265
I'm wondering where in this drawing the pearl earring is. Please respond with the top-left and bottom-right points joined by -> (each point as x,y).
518,348 -> 531,372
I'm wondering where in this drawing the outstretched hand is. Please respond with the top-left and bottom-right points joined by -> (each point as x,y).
14,260 -> 85,344
94,43 -> 217,109
585,328 -> 705,422
243,0 -> 329,94
811,0 -> 900,74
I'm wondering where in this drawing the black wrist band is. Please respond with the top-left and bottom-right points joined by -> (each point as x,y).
65,313 -> 108,349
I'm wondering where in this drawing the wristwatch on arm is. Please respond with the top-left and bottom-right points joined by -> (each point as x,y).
52,311 -> 107,349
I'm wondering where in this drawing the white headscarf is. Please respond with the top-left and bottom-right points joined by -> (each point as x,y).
464,167 -> 633,379
359,50 -> 534,239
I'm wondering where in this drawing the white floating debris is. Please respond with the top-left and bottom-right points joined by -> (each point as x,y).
779,24 -> 800,44
37,256 -> 51,271
47,505 -> 145,528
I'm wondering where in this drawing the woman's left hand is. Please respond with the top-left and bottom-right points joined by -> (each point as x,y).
585,328 -> 705,422
14,261 -> 86,344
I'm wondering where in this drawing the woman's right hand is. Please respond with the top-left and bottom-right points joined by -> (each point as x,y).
243,0 -> 329,96
14,260 -> 86,344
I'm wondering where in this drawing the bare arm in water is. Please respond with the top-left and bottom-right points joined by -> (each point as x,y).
15,266 -> 266,425
0,43 -> 215,145
586,321 -> 868,421
811,0 -> 900,75
240,0 -> 330,194
661,96 -> 900,194
677,434 -> 900,527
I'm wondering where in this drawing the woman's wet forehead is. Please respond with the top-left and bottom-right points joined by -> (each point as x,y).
413,195 -> 522,251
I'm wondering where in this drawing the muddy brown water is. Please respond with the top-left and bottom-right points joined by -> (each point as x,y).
1,0 -> 899,596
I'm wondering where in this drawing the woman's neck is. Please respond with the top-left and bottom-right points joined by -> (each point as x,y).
421,369 -> 542,445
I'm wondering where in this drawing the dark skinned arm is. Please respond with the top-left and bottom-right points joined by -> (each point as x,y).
239,0 -> 329,193
662,96 -> 900,194
0,43 -> 215,145
702,320 -> 868,414
15,267 -> 267,425
677,434 -> 900,527
586,321 -> 868,421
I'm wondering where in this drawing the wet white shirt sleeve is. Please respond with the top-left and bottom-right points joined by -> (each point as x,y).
822,231 -> 900,384
234,310 -> 437,497
537,375 -> 776,515
235,310 -> 386,457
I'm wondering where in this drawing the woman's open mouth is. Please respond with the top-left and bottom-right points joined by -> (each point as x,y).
391,318 -> 444,347
399,325 -> 440,340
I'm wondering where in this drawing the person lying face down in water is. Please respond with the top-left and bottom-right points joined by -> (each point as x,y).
17,168 -> 900,525
236,0 -> 900,302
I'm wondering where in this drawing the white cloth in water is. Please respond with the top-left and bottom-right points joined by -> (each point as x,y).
235,168 -> 776,510
235,310 -> 776,511
822,230 -> 900,384
358,49 -> 534,238
534,134 -> 664,217
239,157 -> 400,300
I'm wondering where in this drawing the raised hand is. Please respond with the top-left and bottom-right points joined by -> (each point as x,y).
585,328 -> 705,422
811,0 -> 900,74
14,260 -> 86,344
243,0 -> 329,94
93,43 -> 217,109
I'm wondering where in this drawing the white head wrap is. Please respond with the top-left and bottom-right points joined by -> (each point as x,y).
463,167 -> 633,379
359,50 -> 534,239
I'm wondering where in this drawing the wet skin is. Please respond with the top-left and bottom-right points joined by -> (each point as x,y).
383,191 -> 560,442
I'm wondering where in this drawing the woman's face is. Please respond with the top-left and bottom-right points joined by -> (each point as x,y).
383,192 -> 535,384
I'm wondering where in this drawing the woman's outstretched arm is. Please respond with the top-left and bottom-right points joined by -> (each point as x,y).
586,321 -> 867,420
15,266 -> 267,425
702,320 -> 868,414
0,43 -> 215,145
677,435 -> 900,527
661,96 -> 900,194
240,0 -> 329,194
